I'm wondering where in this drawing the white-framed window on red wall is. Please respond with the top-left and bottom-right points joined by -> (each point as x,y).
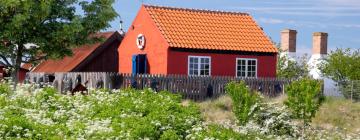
188,56 -> 211,76
236,58 -> 257,78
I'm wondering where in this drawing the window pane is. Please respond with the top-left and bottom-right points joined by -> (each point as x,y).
249,72 -> 255,77
194,69 -> 198,75
247,71 -> 252,77
189,57 -> 198,76
205,64 -> 209,69
205,58 -> 209,63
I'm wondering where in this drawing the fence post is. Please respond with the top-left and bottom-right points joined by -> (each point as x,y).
351,81 -> 354,102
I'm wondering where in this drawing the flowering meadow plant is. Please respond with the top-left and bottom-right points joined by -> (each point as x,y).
0,82 -> 359,139
0,82 -> 204,139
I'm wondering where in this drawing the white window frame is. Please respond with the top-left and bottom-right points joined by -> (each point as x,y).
188,56 -> 211,76
236,58 -> 257,78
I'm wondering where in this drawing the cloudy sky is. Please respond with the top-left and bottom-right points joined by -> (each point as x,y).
108,0 -> 360,54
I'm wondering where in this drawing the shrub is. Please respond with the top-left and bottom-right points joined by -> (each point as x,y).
0,81 -> 11,95
253,103 -> 298,137
187,124 -> 265,140
0,84 -> 203,139
225,81 -> 260,125
285,78 -> 325,128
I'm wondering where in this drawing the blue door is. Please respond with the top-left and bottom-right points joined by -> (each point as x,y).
132,54 -> 147,75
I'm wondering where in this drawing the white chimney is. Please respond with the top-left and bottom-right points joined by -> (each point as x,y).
308,32 -> 328,79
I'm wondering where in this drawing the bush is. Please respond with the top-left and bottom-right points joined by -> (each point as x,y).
0,84 -> 203,139
225,81 -> 260,125
187,124 -> 265,140
253,103 -> 298,137
285,78 -> 325,127
0,81 -> 11,95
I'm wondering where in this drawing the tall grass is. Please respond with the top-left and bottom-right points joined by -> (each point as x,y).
198,95 -> 360,135
195,96 -> 235,124
312,97 -> 360,133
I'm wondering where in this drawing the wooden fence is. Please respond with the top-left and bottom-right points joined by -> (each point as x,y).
26,72 -> 291,101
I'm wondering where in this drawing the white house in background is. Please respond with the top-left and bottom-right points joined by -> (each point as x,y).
280,29 -> 341,96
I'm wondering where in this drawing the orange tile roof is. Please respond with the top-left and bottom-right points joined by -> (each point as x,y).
21,63 -> 32,70
32,32 -> 115,73
144,5 -> 277,53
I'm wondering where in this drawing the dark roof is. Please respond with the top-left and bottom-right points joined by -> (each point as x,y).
32,31 -> 122,73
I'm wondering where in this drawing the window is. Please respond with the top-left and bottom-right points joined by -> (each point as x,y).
188,56 -> 211,76
236,58 -> 257,77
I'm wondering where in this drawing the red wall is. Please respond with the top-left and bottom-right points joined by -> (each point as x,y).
0,66 -> 28,82
18,69 -> 28,82
168,50 -> 277,77
0,66 -> 4,79
118,6 -> 169,74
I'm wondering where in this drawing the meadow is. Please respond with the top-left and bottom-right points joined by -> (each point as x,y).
0,82 -> 359,139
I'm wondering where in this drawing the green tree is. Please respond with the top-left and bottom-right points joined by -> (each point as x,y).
284,78 -> 325,132
320,48 -> 360,100
320,48 -> 360,81
225,81 -> 260,125
276,44 -> 309,79
0,0 -> 117,84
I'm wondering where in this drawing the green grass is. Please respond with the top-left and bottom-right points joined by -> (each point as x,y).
312,97 -> 360,133
197,95 -> 360,134
194,96 -> 235,124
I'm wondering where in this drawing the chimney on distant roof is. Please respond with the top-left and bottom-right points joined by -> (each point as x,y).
281,29 -> 297,53
312,32 -> 328,55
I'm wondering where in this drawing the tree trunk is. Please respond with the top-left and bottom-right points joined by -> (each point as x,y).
11,44 -> 24,89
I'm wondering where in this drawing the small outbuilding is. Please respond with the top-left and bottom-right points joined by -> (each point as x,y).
119,5 -> 278,77
0,62 -> 30,82
32,31 -> 123,73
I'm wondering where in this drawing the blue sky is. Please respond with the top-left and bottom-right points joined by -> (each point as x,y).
107,0 -> 360,54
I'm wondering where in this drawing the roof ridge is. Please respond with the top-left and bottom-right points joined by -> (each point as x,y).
143,4 -> 250,16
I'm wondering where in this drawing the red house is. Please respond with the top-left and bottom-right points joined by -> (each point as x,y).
119,5 -> 277,77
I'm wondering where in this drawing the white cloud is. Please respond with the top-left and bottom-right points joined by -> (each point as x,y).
229,0 -> 360,17
321,0 -> 360,7
257,18 -> 284,24
256,17 -> 360,29
236,7 -> 360,17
